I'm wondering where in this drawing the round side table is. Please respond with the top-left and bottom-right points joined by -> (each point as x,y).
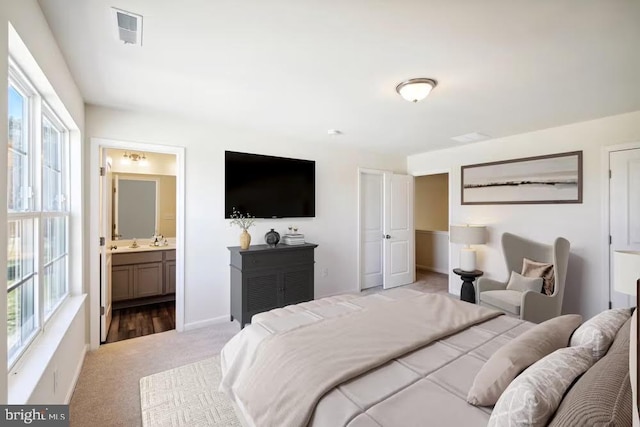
452,268 -> 483,304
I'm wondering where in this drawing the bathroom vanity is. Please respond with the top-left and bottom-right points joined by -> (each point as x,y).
111,245 -> 176,309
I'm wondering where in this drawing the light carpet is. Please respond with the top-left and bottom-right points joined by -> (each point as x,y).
140,355 -> 241,427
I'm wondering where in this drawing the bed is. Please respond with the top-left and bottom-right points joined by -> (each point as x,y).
220,289 -> 634,427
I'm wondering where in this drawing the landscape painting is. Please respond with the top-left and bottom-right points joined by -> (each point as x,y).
461,151 -> 583,205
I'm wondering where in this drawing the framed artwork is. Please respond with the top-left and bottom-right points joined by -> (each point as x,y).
461,151 -> 583,205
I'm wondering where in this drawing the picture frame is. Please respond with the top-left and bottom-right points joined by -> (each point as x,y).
461,151 -> 583,205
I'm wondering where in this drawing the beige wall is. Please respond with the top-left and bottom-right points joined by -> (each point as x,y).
114,173 -> 177,237
414,173 -> 449,231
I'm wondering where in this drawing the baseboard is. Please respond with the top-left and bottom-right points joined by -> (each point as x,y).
183,314 -> 231,331
416,264 -> 449,275
65,343 -> 88,404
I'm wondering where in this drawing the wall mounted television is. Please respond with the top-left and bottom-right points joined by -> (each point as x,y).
225,151 -> 316,218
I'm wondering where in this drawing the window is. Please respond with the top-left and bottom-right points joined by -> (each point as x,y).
7,64 -> 70,366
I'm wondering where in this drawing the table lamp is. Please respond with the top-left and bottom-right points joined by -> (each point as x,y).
449,224 -> 487,272
613,250 -> 640,426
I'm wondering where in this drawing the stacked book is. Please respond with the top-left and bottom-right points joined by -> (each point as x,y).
282,233 -> 305,245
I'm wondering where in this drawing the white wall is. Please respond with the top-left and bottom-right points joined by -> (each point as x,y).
0,0 -> 86,404
85,105 -> 406,328
408,111 -> 640,319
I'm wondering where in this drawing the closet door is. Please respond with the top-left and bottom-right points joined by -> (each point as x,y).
383,173 -> 415,289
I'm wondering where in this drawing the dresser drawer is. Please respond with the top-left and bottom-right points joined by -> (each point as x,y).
241,249 -> 314,270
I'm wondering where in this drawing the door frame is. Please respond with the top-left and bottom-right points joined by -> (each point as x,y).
601,141 -> 640,310
89,137 -> 186,350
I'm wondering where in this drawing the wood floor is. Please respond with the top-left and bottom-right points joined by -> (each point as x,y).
105,301 -> 176,343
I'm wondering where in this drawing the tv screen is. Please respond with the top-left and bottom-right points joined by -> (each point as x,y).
225,151 -> 316,218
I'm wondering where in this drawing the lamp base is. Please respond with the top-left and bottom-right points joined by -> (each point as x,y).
459,248 -> 477,272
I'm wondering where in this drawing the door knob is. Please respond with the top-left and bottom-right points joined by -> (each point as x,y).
384,235 -> 391,239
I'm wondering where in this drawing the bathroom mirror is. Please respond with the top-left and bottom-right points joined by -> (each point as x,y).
114,177 -> 158,239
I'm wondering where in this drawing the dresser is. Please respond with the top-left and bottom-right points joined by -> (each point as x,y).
228,243 -> 317,327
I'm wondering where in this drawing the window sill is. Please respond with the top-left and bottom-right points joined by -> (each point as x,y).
7,294 -> 86,404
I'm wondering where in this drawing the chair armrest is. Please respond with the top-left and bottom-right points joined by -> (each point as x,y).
521,291 -> 560,324
476,278 -> 507,303
477,277 -> 507,293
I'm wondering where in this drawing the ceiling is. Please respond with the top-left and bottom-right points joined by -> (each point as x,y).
38,0 -> 640,155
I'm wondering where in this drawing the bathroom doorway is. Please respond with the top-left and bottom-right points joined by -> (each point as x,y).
89,138 -> 186,350
413,172 -> 450,293
103,149 -> 178,343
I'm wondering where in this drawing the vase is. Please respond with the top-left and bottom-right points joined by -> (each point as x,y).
265,228 -> 280,247
239,229 -> 251,249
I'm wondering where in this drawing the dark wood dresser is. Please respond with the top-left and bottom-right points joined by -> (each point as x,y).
228,243 -> 317,327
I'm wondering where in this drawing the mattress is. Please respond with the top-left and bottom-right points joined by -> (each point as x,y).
220,289 -> 534,427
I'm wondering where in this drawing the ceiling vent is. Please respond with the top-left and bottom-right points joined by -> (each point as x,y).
451,132 -> 490,143
112,8 -> 143,46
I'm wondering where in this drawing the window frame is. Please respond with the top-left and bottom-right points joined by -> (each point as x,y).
6,61 -> 71,368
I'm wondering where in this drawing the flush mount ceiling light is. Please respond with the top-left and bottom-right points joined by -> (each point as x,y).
396,78 -> 438,103
122,152 -> 148,166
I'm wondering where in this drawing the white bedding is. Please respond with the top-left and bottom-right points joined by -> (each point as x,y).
221,289 -> 534,427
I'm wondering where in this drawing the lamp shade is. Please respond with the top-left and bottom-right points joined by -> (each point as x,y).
613,250 -> 640,296
450,225 -> 487,245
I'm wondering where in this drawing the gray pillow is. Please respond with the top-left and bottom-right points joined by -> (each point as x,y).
506,271 -> 543,293
467,314 -> 582,406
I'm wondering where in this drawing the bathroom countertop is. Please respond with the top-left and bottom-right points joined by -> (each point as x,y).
107,242 -> 176,254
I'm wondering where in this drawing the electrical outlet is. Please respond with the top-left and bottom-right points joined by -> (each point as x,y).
321,268 -> 328,278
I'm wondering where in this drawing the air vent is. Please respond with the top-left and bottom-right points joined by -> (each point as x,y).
112,8 -> 143,46
451,132 -> 491,143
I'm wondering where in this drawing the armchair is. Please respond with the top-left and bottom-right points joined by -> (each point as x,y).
477,233 -> 570,324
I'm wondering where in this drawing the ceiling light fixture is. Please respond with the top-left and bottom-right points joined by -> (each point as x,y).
396,78 -> 437,103
122,152 -> 148,166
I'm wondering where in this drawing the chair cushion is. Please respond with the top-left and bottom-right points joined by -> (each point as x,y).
506,271 -> 543,293
480,290 -> 522,315
521,257 -> 555,295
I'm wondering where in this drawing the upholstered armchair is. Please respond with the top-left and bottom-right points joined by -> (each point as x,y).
477,233 -> 570,324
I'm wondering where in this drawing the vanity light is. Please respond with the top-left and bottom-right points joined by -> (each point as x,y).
122,151 -> 148,165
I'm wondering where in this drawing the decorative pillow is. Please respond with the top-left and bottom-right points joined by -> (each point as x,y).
570,308 -> 632,361
521,257 -> 555,296
548,318 -> 633,427
467,314 -> 582,406
487,346 -> 594,427
506,271 -> 544,293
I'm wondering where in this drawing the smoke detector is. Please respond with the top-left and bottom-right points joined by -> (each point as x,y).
112,8 -> 143,46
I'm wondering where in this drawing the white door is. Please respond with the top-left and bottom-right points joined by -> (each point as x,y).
100,153 -> 113,342
383,173 -> 415,289
360,171 -> 384,289
609,148 -> 640,308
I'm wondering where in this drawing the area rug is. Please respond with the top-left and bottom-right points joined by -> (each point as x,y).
139,355 -> 241,427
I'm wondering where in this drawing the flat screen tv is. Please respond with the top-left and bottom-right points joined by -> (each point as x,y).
225,151 -> 316,218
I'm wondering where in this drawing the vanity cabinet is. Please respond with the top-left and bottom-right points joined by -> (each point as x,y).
112,249 -> 176,306
228,243 -> 317,328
